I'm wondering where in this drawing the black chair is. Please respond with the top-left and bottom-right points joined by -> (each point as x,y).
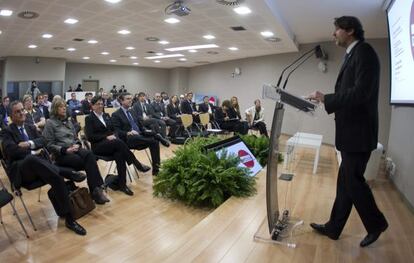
0,177 -> 29,238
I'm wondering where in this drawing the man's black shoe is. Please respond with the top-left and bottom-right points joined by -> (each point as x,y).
119,186 -> 134,196
310,223 -> 339,240
92,187 -> 110,204
65,220 -> 87,236
135,163 -> 151,173
155,134 -> 170,147
360,222 -> 388,247
70,171 -> 87,182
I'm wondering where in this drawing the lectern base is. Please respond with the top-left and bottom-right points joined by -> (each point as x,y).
254,210 -> 304,248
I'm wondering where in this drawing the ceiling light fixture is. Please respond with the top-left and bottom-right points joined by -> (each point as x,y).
125,46 -> 135,50
166,44 -> 219,52
133,62 -> 139,65
87,39 -> 98,44
118,29 -> 131,35
233,6 -> 251,15
203,34 -> 215,40
260,31 -> 274,37
0,30 -> 2,35
105,0 -> 122,3
101,51 -> 109,55
158,40 -> 169,45
42,33 -> 53,38
67,48 -> 76,51
155,52 -> 164,56
154,60 -> 161,63
109,59 -> 117,62
0,9 -> 13,16
64,18 -> 78,24
179,58 -> 187,61
188,49 -> 197,53
145,54 -> 184,60
28,44 -> 37,49
17,11 -> 39,19
130,56 -> 138,59
82,56 -> 90,60
164,17 -> 180,24
228,47 -> 239,51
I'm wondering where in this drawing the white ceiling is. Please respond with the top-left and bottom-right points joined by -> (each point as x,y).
0,0 -> 388,68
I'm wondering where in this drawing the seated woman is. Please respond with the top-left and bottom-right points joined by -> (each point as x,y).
23,95 -> 46,131
214,100 -> 248,135
84,96 -> 151,196
231,96 -> 242,119
166,95 -> 182,124
42,98 -> 109,205
245,99 -> 268,137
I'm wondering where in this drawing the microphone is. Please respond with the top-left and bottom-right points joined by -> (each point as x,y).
282,52 -> 315,90
276,45 -> 322,88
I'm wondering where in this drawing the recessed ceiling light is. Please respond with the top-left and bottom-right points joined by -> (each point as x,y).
101,51 -> 109,55
130,56 -> 138,59
118,29 -> 130,35
109,59 -> 117,62
17,11 -> 39,19
105,0 -> 122,3
164,17 -> 180,24
188,49 -> 197,53
145,54 -> 184,60
42,33 -> 53,38
228,47 -> 239,51
133,62 -> 139,65
260,31 -> 274,37
83,56 -> 90,60
28,44 -> 37,49
87,39 -> 98,44
64,18 -> 78,24
0,30 -> 2,35
125,46 -> 135,50
154,60 -> 161,63
179,58 -> 187,61
233,6 -> 251,15
0,10 -> 13,16
158,40 -> 169,45
166,44 -> 219,52
155,52 -> 164,56
67,48 -> 76,52
203,34 -> 215,40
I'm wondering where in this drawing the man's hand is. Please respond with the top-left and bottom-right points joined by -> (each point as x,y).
106,135 -> 116,140
307,91 -> 325,103
66,144 -> 80,153
128,130 -> 139,136
18,141 -> 31,149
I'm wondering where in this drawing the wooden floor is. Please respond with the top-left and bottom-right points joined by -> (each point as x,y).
1,139 -> 413,263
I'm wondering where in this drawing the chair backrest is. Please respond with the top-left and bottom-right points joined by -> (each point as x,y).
181,114 -> 193,129
199,113 -> 210,126
105,107 -> 116,116
7,116 -> 12,125
77,114 -> 86,131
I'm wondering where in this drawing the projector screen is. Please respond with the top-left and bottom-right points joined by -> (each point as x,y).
387,0 -> 414,104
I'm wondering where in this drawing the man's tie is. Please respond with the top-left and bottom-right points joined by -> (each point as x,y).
126,110 -> 140,133
142,103 -> 147,114
19,127 -> 30,141
339,52 -> 350,73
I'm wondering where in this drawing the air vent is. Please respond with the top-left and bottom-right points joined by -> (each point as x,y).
216,0 -> 244,6
73,38 -> 84,42
207,51 -> 219,55
231,26 -> 246,31
53,47 -> 64,50
265,37 -> 282,42
146,51 -> 156,54
17,11 -> 39,19
145,37 -> 160,42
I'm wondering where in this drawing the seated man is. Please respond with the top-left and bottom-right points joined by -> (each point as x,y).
85,96 -> 151,195
36,94 -> 50,119
245,99 -> 268,137
0,96 -> 11,128
43,98 -> 109,205
81,93 -> 92,115
22,95 -> 45,131
102,92 -> 113,108
151,93 -> 178,137
1,101 -> 86,235
67,92 -> 82,116
214,100 -> 248,135
180,92 -> 200,123
111,93 -> 169,176
132,92 -> 169,139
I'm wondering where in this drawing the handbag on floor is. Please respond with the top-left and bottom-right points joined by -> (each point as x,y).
48,186 -> 95,219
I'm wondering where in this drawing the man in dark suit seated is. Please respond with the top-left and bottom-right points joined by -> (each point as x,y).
22,95 -> 45,131
81,92 -> 92,115
0,96 -> 11,128
214,100 -> 248,135
85,96 -> 151,195
1,101 -> 86,235
111,93 -> 169,176
180,92 -> 200,123
36,94 -> 50,119
151,93 -> 178,137
132,92 -> 169,139
198,95 -> 216,125
102,92 -> 113,108
308,16 -> 388,247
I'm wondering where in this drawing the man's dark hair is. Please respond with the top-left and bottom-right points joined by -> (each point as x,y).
90,95 -> 103,105
138,92 -> 146,97
118,92 -> 131,101
334,16 -> 365,41
3,96 -> 10,102
10,100 -> 23,110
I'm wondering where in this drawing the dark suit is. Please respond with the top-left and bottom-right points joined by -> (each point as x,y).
323,41 -> 387,236
181,99 -> 200,123
0,105 -> 11,128
24,109 -> 44,127
37,105 -> 50,119
81,100 -> 91,115
166,103 -> 182,123
111,108 -> 160,174
132,102 -> 167,137
151,101 -> 178,137
215,107 -> 248,135
1,123 -> 71,216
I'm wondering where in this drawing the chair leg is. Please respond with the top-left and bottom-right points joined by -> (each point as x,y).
38,187 -> 41,202
18,195 -> 37,231
145,149 -> 152,164
132,165 -> 140,179
9,202 -> 29,238
0,207 -> 2,224
126,168 -> 133,183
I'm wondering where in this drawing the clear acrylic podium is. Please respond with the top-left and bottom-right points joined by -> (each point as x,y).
254,85 -> 317,248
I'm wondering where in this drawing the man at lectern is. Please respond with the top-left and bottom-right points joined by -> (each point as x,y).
308,16 -> 388,247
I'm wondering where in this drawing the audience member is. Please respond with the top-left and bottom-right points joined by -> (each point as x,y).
102,92 -> 113,108
0,96 -> 11,127
152,93 -> 178,137
180,92 -> 200,123
23,95 -> 45,131
81,93 -> 93,115
230,96 -> 242,119
75,84 -> 83,92
67,92 -> 82,115
215,100 -> 248,135
166,95 -> 182,124
161,92 -> 170,105
245,99 -> 268,137
26,81 -> 42,101
36,94 -> 50,119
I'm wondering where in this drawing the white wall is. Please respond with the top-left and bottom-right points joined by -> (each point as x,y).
65,63 -> 170,97
187,39 -> 391,147
168,68 -> 189,96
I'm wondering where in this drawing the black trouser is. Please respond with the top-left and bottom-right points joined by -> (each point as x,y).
92,139 -> 139,187
55,148 -> 103,191
126,135 -> 160,173
163,118 -> 178,137
20,155 -> 71,216
326,151 -> 387,235
143,118 -> 167,138
253,121 -> 268,137
220,120 -> 248,135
